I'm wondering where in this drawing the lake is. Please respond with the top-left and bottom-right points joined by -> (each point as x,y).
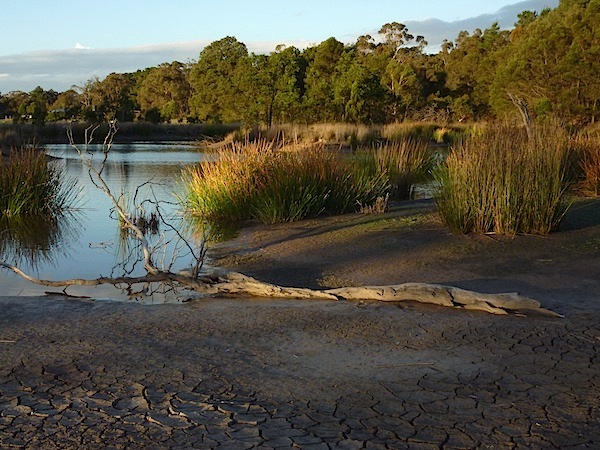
0,142 -> 209,303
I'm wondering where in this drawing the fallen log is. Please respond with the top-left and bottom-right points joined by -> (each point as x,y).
197,271 -> 563,317
1,261 -> 562,317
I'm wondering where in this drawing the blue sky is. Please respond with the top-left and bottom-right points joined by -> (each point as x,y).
0,0 -> 558,93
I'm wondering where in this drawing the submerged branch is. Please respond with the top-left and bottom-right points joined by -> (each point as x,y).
0,261 -> 210,289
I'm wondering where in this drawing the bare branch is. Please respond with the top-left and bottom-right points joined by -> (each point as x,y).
0,121 -> 561,316
67,121 -> 159,274
0,260 -> 209,289
507,91 -> 533,138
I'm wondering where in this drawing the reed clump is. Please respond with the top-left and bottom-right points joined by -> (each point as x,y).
571,132 -> 600,196
356,139 -> 436,200
183,140 -> 389,225
0,147 -> 78,218
234,122 -> 470,148
434,124 -> 572,235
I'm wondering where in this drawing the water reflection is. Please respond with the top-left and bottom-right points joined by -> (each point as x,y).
1,142 -> 209,301
0,212 -> 81,271
183,213 -> 238,244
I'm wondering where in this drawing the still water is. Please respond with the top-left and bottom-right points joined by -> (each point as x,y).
0,142 -> 208,302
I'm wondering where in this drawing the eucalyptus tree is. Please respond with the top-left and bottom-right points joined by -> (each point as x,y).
73,77 -> 102,122
4,91 -> 29,123
377,22 -> 429,120
443,23 -> 511,121
14,87 -> 55,125
491,0 -> 600,124
96,73 -> 136,122
259,45 -> 306,126
331,50 -> 387,124
48,89 -> 81,121
303,37 -> 346,122
188,36 -> 251,123
75,74 -> 135,123
0,94 -> 9,119
138,62 -> 191,122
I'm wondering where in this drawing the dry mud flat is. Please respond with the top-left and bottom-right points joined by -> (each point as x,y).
1,199 -> 599,448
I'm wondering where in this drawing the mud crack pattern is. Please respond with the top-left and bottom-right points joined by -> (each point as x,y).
0,296 -> 598,449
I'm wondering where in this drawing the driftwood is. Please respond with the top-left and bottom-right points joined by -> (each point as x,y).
0,121 -> 562,318
1,262 -> 561,316
193,271 -> 562,317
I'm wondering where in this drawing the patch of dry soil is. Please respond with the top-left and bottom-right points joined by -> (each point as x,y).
209,198 -> 600,316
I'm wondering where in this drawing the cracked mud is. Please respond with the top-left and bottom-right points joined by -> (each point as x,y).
1,295 -> 598,449
2,199 -> 599,448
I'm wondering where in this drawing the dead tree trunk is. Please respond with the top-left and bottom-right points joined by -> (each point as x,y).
507,91 -> 533,139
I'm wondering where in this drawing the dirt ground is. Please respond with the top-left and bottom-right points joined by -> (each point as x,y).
210,197 -> 600,317
1,197 -> 599,448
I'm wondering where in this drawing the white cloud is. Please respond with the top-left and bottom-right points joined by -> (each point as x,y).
0,39 -> 310,93
74,43 -> 91,50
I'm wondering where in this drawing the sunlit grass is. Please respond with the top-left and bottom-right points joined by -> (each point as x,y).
571,131 -> 600,196
434,124 -> 573,235
183,140 -> 390,226
0,147 -> 79,218
233,121 -> 471,148
355,139 -> 436,200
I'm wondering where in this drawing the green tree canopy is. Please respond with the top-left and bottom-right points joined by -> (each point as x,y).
188,36 -> 250,123
303,37 -> 346,122
138,62 -> 191,122
491,0 -> 600,124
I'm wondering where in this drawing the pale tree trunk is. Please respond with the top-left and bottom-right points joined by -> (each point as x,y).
507,91 -> 532,139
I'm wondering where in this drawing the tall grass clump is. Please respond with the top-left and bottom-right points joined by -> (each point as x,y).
382,121 -> 439,142
571,132 -> 600,196
434,124 -> 572,235
355,139 -> 436,200
183,140 -> 389,226
0,147 -> 79,218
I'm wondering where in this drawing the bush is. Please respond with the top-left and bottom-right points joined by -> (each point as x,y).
183,140 -> 389,225
571,132 -> 600,196
355,139 -> 435,200
434,124 -> 572,235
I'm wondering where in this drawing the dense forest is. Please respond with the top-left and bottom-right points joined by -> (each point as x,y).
0,0 -> 598,127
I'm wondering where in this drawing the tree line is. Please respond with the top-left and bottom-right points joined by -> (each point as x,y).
1,0 -> 597,127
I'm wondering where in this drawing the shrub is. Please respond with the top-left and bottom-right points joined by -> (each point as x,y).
434,124 -> 572,235
571,132 -> 600,196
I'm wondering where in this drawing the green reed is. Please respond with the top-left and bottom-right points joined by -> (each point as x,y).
183,140 -> 389,226
0,147 -> 78,218
434,124 -> 572,235
355,139 -> 436,200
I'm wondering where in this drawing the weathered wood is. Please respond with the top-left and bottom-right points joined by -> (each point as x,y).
198,271 -> 338,301
0,262 -> 562,317
200,272 -> 562,317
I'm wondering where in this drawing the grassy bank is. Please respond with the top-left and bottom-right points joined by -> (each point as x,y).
183,136 -> 436,227
239,121 -> 473,147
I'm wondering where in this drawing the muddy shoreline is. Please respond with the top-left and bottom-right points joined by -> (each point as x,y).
1,198 -> 599,447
